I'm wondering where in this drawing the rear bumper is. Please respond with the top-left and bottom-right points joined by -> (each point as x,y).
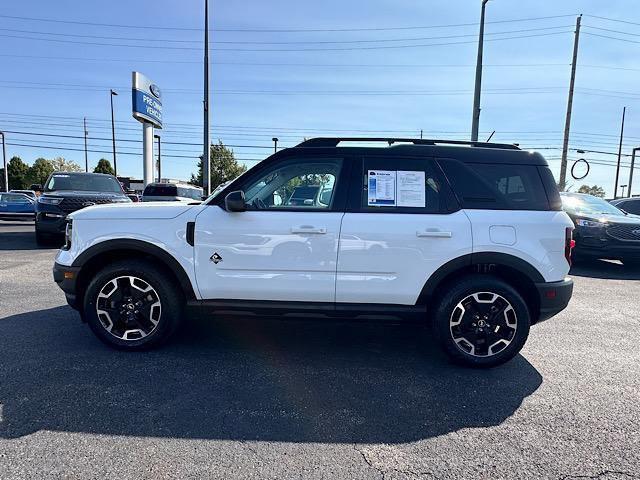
53,262 -> 81,310
534,278 -> 573,322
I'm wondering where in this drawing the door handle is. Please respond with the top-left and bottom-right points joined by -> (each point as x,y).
291,225 -> 327,234
416,229 -> 452,238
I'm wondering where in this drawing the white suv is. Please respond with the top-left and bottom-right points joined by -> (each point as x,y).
53,138 -> 574,367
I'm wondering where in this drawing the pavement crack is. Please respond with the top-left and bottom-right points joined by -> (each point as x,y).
353,444 -> 385,480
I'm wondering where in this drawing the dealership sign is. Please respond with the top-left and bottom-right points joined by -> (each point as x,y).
131,71 -> 162,129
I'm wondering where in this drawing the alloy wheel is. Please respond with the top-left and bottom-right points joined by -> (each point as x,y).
449,291 -> 517,357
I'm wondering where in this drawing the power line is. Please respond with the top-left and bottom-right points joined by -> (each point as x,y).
584,14 -> 640,28
582,31 -> 640,44
0,13 -> 578,33
0,30 -> 572,51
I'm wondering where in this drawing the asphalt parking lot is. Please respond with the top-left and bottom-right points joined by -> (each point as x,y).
0,221 -> 639,480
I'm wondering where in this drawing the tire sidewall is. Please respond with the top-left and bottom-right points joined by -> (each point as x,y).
83,261 -> 181,350
433,276 -> 531,368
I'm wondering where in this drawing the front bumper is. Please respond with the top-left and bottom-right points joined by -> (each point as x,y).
573,227 -> 640,260
534,278 -> 573,322
36,211 -> 67,235
53,262 -> 81,310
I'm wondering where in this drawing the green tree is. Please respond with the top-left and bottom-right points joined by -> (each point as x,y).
50,157 -> 83,173
94,158 -> 115,175
7,156 -> 29,190
577,184 -> 606,198
190,141 -> 247,191
28,158 -> 55,186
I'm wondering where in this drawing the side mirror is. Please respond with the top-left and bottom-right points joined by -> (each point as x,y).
225,190 -> 246,212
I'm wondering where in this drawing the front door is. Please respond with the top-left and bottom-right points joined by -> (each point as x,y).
194,155 -> 348,303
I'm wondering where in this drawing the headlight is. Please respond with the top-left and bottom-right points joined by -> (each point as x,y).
576,219 -> 605,228
64,220 -> 72,249
38,196 -> 63,205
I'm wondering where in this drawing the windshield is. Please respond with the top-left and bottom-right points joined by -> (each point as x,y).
45,174 -> 123,193
561,194 -> 625,216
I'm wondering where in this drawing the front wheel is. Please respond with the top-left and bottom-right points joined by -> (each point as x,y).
83,260 -> 183,350
432,276 -> 531,368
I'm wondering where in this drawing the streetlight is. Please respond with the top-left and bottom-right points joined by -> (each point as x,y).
272,137 -> 278,153
620,185 -> 628,198
471,0 -> 489,142
154,134 -> 161,183
110,89 -> 118,177
0,131 -> 7,192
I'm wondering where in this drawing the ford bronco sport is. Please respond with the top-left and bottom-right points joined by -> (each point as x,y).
53,138 -> 574,367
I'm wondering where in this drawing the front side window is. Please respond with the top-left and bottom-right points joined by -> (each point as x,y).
242,158 -> 342,210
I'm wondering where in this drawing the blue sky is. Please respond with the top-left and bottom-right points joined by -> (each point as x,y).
0,0 -> 639,196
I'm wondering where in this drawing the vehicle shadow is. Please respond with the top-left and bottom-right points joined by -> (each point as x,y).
0,306 -> 542,443
570,258 -> 640,280
0,223 -> 60,251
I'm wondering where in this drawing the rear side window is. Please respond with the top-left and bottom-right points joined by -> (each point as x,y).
144,184 -> 177,196
438,159 -> 550,211
355,156 -> 452,214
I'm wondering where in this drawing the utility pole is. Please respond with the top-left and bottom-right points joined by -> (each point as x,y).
110,89 -> 118,177
272,137 -> 278,153
420,129 -> 423,139
202,0 -> 211,196
83,117 -> 88,172
559,15 -> 582,191
154,134 -> 162,182
628,147 -> 640,197
471,0 -> 489,142
614,106 -> 627,199
0,131 -> 7,192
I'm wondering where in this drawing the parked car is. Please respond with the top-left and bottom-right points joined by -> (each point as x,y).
142,182 -> 203,202
610,196 -> 640,215
53,137 -> 574,368
36,172 -> 130,245
561,192 -> 640,266
0,192 -> 36,220
10,189 -> 37,200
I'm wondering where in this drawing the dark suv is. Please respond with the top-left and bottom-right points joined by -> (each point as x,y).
36,172 -> 130,245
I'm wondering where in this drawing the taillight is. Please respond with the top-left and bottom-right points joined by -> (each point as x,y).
565,227 -> 575,266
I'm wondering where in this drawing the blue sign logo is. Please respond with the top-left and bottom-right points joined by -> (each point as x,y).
149,84 -> 161,99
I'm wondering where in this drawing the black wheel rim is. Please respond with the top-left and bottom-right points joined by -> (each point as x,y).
449,291 -> 517,357
96,276 -> 162,341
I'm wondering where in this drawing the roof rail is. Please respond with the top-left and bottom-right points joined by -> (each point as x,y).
295,137 -> 520,150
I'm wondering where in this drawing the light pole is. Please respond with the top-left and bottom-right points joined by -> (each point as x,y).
620,185 -> 628,198
272,137 -> 278,153
110,89 -> 118,177
471,0 -> 489,142
629,147 -> 640,197
202,0 -> 211,196
154,134 -> 161,182
0,131 -> 7,192
83,117 -> 88,172
614,106 -> 626,199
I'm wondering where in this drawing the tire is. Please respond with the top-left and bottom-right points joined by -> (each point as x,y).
432,275 -> 531,368
82,259 -> 183,351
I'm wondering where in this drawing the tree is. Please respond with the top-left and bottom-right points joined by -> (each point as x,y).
190,141 -> 247,191
28,158 -> 55,186
7,156 -> 29,190
577,184 -> 606,198
94,158 -> 115,175
50,156 -> 83,173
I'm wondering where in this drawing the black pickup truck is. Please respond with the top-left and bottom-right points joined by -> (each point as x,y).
35,172 -> 130,245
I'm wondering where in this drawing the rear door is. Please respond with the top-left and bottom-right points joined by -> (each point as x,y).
336,155 -> 472,305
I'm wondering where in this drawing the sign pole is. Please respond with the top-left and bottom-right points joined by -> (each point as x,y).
143,122 -> 154,186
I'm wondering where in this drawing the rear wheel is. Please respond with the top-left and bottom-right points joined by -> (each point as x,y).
83,260 -> 183,350
432,276 -> 531,368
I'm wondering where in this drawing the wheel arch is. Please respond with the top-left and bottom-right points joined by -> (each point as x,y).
417,252 -> 544,322
72,239 -> 197,309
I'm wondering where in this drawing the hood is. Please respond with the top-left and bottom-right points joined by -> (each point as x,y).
68,202 -> 199,220
42,191 -> 127,199
574,212 -> 640,225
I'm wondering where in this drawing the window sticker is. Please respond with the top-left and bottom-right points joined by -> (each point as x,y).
397,171 -> 426,208
367,170 -> 396,206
